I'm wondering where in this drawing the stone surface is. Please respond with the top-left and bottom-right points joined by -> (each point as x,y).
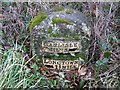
30,7 -> 91,71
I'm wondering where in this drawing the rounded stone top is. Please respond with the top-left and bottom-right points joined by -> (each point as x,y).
31,7 -> 91,39
30,7 -> 91,70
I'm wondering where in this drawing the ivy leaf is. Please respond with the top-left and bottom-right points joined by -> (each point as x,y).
100,43 -> 106,51
96,60 -> 103,66
104,51 -> 112,57
1,39 -> 6,45
31,63 -> 39,70
102,58 -> 109,63
80,80 -> 84,89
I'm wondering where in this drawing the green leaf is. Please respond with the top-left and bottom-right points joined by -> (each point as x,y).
102,58 -> 109,63
96,60 -> 103,66
109,35 -> 114,41
2,1 -> 11,5
80,80 -> 84,89
104,51 -> 112,57
100,43 -> 106,51
28,74 -> 36,84
53,80 -> 57,86
24,47 -> 28,53
102,65 -> 108,72
1,39 -> 6,45
31,63 -> 39,70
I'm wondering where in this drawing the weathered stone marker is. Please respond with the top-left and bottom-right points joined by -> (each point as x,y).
30,8 -> 91,71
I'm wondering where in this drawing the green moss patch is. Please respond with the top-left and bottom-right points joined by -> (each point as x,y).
52,18 -> 72,25
47,28 -> 53,34
54,7 -> 64,12
29,12 -> 47,33
51,33 -> 60,37
65,10 -> 73,14
64,38 -> 70,41
73,35 -> 80,40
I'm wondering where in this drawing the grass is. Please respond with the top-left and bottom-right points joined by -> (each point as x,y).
0,44 -> 29,88
0,42 -> 71,89
0,42 -> 46,89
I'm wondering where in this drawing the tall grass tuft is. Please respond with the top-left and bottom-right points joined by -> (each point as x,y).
0,42 -> 30,89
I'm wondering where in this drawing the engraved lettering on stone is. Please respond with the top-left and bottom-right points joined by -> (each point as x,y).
43,59 -> 79,70
42,41 -> 80,53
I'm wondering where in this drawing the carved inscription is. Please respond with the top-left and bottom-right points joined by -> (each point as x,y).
43,58 -> 80,70
42,41 -> 81,70
42,41 -> 80,53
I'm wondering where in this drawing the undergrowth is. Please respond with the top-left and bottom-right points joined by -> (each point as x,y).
0,43 -> 29,88
0,42 -> 72,89
1,2 -> 120,89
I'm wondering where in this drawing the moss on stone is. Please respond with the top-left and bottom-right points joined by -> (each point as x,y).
65,10 -> 73,14
51,33 -> 60,37
52,18 -> 72,25
29,12 -> 47,33
73,35 -> 80,40
54,7 -> 64,12
64,38 -> 70,41
47,28 -> 53,34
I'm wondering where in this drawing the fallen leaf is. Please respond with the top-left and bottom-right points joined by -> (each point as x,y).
65,70 -> 73,81
39,66 -> 47,72
78,65 -> 87,76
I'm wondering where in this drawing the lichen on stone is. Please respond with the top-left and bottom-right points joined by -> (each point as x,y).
65,10 -> 73,14
54,7 -> 64,12
51,33 -> 60,37
81,23 -> 91,37
73,35 -> 80,40
47,28 -> 53,34
29,12 -> 47,33
52,18 -> 72,25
